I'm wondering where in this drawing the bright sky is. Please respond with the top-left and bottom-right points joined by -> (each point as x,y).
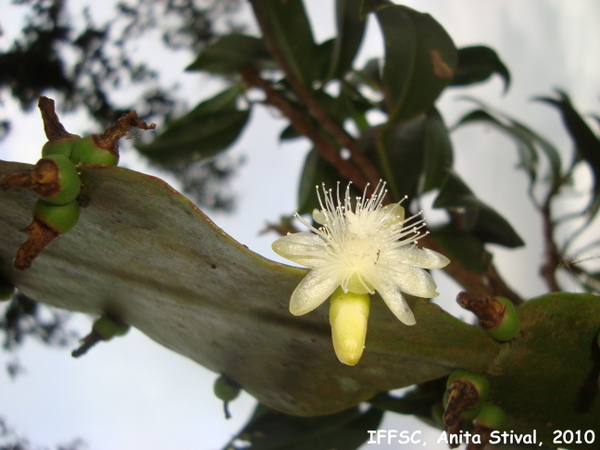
1,1 -> 599,449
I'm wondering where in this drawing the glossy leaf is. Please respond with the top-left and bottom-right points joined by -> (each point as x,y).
326,0 -> 367,81
455,98 -> 563,197
224,403 -> 383,450
369,108 -> 454,201
136,85 -> 250,164
253,0 -> 319,86
536,90 -> 600,218
364,120 -> 426,202
430,225 -> 492,274
0,160 -> 498,416
350,57 -> 382,92
451,45 -> 510,92
297,148 -> 344,215
186,33 -> 274,75
420,108 -> 453,193
369,3 -> 457,123
434,170 -> 524,248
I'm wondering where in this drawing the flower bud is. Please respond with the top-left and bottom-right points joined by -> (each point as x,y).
329,287 -> 370,365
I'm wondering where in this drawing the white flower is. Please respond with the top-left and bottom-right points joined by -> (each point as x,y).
272,181 -> 450,326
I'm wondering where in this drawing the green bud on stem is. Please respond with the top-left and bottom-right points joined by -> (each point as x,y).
14,200 -> 80,270
213,375 -> 241,419
444,370 -> 490,430
70,111 -> 155,165
456,292 -> 521,342
71,315 -> 130,358
0,155 -> 81,206
41,134 -> 81,158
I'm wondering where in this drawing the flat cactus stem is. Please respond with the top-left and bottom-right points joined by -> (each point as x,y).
0,161 -> 498,416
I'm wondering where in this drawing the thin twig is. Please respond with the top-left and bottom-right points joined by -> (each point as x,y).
539,190 -> 562,292
248,1 -> 381,191
242,68 -> 372,189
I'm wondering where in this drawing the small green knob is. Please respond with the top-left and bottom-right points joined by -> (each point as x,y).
474,402 -> 508,431
93,316 -> 130,341
33,199 -> 80,234
70,135 -> 119,165
34,155 -> 81,206
486,297 -> 520,342
41,134 -> 81,158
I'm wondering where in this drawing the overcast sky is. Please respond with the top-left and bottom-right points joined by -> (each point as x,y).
1,1 -> 599,449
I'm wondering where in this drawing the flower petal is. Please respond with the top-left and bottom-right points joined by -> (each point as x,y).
272,232 -> 326,268
289,268 -> 340,316
369,277 -> 416,325
393,265 -> 440,298
397,245 -> 450,269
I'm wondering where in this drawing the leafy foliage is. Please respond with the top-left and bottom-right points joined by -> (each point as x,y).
223,403 -> 383,450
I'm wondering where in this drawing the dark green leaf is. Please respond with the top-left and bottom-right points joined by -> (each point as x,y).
186,33 -> 274,75
314,39 -> 336,82
535,90 -> 600,218
224,404 -> 384,450
454,98 -> 563,197
370,4 -> 457,123
421,108 -> 453,193
297,148 -> 346,215
338,83 -> 375,132
136,85 -> 250,164
279,123 -> 302,141
451,46 -> 510,92
362,119 -> 426,202
369,388 -> 438,417
254,0 -> 319,86
434,170 -> 524,247
350,57 -> 382,91
326,0 -> 367,81
429,225 -> 492,273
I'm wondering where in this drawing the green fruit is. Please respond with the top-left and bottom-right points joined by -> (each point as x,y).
213,375 -> 240,402
447,370 -> 490,407
486,297 -> 520,342
35,155 -> 81,205
41,135 -> 81,158
474,402 -> 508,431
92,316 -> 130,340
33,199 -> 80,234
71,135 -> 119,165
